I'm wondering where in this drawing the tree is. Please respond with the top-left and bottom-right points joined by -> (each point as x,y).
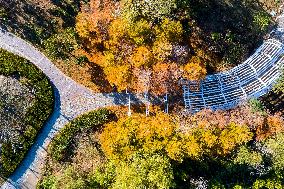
262,133 -> 284,172
43,28 -> 78,60
76,0 -> 117,47
155,18 -> 183,43
127,18 -> 152,45
273,70 -> 284,94
130,46 -> 153,68
151,63 -> 181,113
75,0 -> 198,105
112,153 -> 175,189
104,65 -> 132,91
182,56 -> 207,81
132,68 -> 152,115
152,39 -> 173,62
99,111 -> 253,162
121,0 -> 177,22
99,112 -> 181,160
256,114 -> 284,141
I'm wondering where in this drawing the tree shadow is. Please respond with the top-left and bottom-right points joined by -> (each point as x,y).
179,0 -> 274,71
88,63 -> 113,93
173,156 -> 261,188
0,0 -> 85,45
261,91 -> 284,115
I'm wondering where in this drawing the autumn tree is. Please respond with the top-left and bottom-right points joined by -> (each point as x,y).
151,63 -> 181,113
182,56 -> 207,81
132,68 -> 152,115
121,0 -> 177,22
99,112 -> 180,160
100,111 -> 254,162
76,0 -> 212,116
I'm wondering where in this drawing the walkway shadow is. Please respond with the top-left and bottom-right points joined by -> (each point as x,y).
102,92 -> 162,106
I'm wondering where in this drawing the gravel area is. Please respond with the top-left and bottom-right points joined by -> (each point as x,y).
0,75 -> 34,146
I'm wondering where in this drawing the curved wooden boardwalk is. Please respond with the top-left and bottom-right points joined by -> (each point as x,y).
0,10 -> 284,189
182,15 -> 284,113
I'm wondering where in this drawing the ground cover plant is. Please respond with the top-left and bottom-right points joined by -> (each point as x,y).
38,103 -> 284,189
0,49 -> 54,181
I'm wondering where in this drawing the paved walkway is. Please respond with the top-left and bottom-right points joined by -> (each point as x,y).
0,29 -> 145,189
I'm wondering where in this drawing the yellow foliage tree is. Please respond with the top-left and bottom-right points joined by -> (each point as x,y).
76,12 -> 95,39
104,64 -> 132,91
152,39 -> 173,62
127,18 -> 152,45
183,56 -> 207,80
155,18 -> 183,43
106,18 -> 130,52
130,46 -> 153,68
99,112 -> 184,161
189,123 -> 253,157
100,112 -> 253,162
217,123 -> 253,155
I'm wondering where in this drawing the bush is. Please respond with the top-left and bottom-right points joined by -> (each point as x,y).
48,109 -> 113,162
0,49 -> 54,178
249,98 -> 266,114
253,12 -> 271,32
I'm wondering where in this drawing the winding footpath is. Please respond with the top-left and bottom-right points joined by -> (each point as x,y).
0,29 -> 144,189
0,9 -> 284,189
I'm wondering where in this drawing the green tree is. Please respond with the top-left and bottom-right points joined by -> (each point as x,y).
113,153 -> 175,189
43,28 -> 78,60
121,0 -> 177,22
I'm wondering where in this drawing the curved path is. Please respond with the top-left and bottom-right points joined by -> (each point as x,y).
0,29 -> 146,189
182,13 -> 284,113
0,10 -> 284,189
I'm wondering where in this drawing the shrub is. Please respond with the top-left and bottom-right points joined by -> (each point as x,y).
253,12 -> 271,32
249,98 -> 266,114
48,109 -> 113,162
273,69 -> 284,94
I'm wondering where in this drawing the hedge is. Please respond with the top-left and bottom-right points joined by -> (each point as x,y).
48,109 -> 113,162
0,49 -> 54,178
